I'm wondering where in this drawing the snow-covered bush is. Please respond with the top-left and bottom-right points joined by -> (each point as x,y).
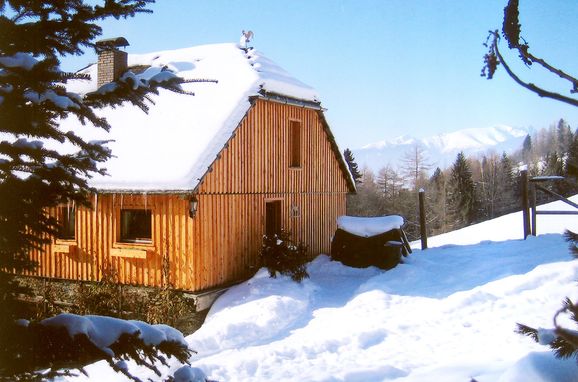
260,230 -> 309,282
0,313 -> 194,381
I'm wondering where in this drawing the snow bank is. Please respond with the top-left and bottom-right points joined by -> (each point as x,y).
419,194 -> 578,248
172,366 -> 208,382
337,215 -> 404,237
66,196 -> 578,381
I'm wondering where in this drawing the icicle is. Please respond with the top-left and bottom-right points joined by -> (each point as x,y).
120,194 -> 124,210
143,192 -> 148,211
94,193 -> 98,215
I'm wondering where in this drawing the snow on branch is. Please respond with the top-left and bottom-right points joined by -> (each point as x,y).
1,313 -> 195,381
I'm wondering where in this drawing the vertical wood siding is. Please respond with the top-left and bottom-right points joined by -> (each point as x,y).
26,99 -> 349,292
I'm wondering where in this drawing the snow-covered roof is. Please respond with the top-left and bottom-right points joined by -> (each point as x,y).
337,215 -> 404,237
59,43 -> 320,192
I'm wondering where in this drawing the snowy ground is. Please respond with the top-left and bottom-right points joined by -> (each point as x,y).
69,196 -> 578,381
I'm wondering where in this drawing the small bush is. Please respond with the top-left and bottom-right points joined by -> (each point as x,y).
260,230 -> 309,282
75,263 -> 123,317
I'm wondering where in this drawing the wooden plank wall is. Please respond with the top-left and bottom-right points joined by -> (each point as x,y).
195,98 -> 349,288
26,99 -> 349,292
28,195 -> 196,290
199,99 -> 350,194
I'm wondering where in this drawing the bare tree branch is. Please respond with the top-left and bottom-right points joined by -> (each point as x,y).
491,31 -> 578,108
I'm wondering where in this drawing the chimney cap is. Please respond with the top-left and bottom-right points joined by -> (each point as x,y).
95,37 -> 130,52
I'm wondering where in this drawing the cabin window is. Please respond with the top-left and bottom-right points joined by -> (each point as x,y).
120,209 -> 152,244
289,120 -> 301,168
56,206 -> 75,240
265,201 -> 282,237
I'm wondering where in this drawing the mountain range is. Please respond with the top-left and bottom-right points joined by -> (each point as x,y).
351,125 -> 530,173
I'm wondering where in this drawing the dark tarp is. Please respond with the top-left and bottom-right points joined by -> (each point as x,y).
330,228 -> 411,270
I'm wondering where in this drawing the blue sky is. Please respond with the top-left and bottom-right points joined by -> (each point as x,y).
61,0 -> 578,150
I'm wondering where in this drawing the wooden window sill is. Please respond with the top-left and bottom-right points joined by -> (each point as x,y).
110,247 -> 148,259
53,243 -> 75,253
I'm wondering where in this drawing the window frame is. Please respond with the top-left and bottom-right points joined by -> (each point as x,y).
55,205 -> 76,242
289,119 -> 302,168
117,208 -> 153,245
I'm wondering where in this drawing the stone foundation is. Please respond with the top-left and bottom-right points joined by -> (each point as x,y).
14,275 -> 209,335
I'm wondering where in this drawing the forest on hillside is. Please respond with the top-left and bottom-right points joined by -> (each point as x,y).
345,118 -> 578,241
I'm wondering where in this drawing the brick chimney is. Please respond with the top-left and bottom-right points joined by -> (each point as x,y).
95,37 -> 129,88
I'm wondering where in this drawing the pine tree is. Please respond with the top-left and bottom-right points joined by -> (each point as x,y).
566,134 -> 578,179
428,167 -> 448,234
556,118 -> 573,156
496,152 -> 517,216
522,134 -> 533,164
0,0 -> 196,321
447,152 -> 477,228
343,148 -> 362,184
0,1 -> 197,377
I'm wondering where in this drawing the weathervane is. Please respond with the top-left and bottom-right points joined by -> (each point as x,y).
239,30 -> 254,50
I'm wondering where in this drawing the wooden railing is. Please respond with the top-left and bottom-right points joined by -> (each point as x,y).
520,169 -> 578,238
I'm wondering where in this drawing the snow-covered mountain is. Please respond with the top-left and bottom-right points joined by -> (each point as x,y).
353,125 -> 530,173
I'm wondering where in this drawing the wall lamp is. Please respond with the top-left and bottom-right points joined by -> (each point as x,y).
189,196 -> 198,218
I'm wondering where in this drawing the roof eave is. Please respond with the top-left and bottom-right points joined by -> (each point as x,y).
252,91 -> 324,111
92,188 -> 196,195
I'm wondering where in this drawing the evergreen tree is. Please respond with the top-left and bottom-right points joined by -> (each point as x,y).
448,152 -> 477,228
496,152 -> 517,216
556,118 -> 573,156
0,0 -> 196,320
428,167 -> 448,235
566,134 -> 578,179
343,148 -> 362,184
522,134 -> 533,164
0,1 -> 197,376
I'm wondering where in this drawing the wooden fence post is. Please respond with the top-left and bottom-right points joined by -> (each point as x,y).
419,189 -> 427,250
521,170 -> 531,239
531,182 -> 537,236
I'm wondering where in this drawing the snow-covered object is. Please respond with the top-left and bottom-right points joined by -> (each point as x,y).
40,314 -> 187,357
336,215 -> 404,237
57,43 -> 319,192
173,366 -> 207,382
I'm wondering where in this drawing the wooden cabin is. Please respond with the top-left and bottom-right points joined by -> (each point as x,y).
25,42 -> 355,293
